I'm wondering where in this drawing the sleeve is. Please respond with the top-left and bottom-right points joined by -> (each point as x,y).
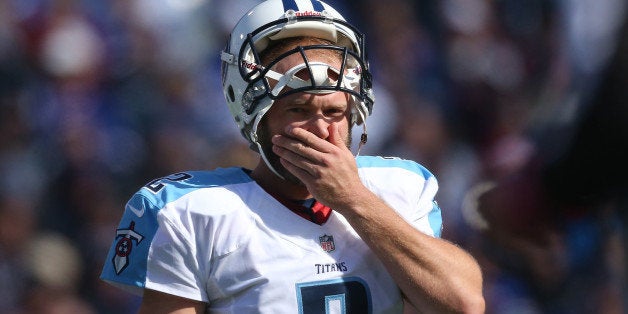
100,193 -> 161,296
356,156 -> 443,238
419,200 -> 443,238
100,193 -> 209,302
407,162 -> 443,238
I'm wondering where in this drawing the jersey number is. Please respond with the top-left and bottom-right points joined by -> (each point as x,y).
145,172 -> 192,193
296,278 -> 371,314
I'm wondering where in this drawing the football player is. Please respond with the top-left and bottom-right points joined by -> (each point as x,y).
101,0 -> 484,313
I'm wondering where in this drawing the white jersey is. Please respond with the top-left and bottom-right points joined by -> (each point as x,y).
101,156 -> 442,313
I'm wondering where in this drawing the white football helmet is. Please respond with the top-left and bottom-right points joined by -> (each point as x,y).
220,0 -> 374,177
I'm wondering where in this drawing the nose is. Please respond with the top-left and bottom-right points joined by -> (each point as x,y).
300,114 -> 330,139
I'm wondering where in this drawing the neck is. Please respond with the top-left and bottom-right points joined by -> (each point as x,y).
250,160 -> 312,201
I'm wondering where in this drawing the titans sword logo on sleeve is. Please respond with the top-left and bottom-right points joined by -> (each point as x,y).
112,221 -> 144,275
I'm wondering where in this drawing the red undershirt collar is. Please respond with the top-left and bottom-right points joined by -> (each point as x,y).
244,168 -> 333,225
269,193 -> 333,225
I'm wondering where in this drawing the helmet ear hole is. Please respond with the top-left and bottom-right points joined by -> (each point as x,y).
227,85 -> 236,102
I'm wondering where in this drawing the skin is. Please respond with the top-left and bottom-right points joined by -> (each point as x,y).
139,39 -> 486,314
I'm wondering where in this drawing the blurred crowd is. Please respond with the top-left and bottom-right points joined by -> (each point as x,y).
0,0 -> 626,313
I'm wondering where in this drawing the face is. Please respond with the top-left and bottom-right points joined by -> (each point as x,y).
257,90 -> 353,184
255,39 -> 354,184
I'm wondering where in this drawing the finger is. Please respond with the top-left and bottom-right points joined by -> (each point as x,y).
279,155 -> 313,181
285,126 -> 333,153
327,122 -> 345,149
272,134 -> 318,159
272,144 -> 318,176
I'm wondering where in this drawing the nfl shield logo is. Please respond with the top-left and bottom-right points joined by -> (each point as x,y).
319,234 -> 335,252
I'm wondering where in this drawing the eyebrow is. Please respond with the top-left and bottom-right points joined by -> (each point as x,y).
288,94 -> 350,106
290,98 -> 309,105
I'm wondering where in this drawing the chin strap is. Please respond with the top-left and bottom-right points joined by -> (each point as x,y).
257,140 -> 286,180
354,105 -> 368,156
250,106 -> 286,180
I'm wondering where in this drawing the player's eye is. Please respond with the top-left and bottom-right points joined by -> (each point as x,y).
287,107 -> 307,113
325,108 -> 344,116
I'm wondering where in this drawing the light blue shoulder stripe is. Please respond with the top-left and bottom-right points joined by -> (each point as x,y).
428,202 -> 443,238
138,167 -> 252,210
356,156 -> 434,180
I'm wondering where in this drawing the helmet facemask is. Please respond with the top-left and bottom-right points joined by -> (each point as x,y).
244,44 -> 365,110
